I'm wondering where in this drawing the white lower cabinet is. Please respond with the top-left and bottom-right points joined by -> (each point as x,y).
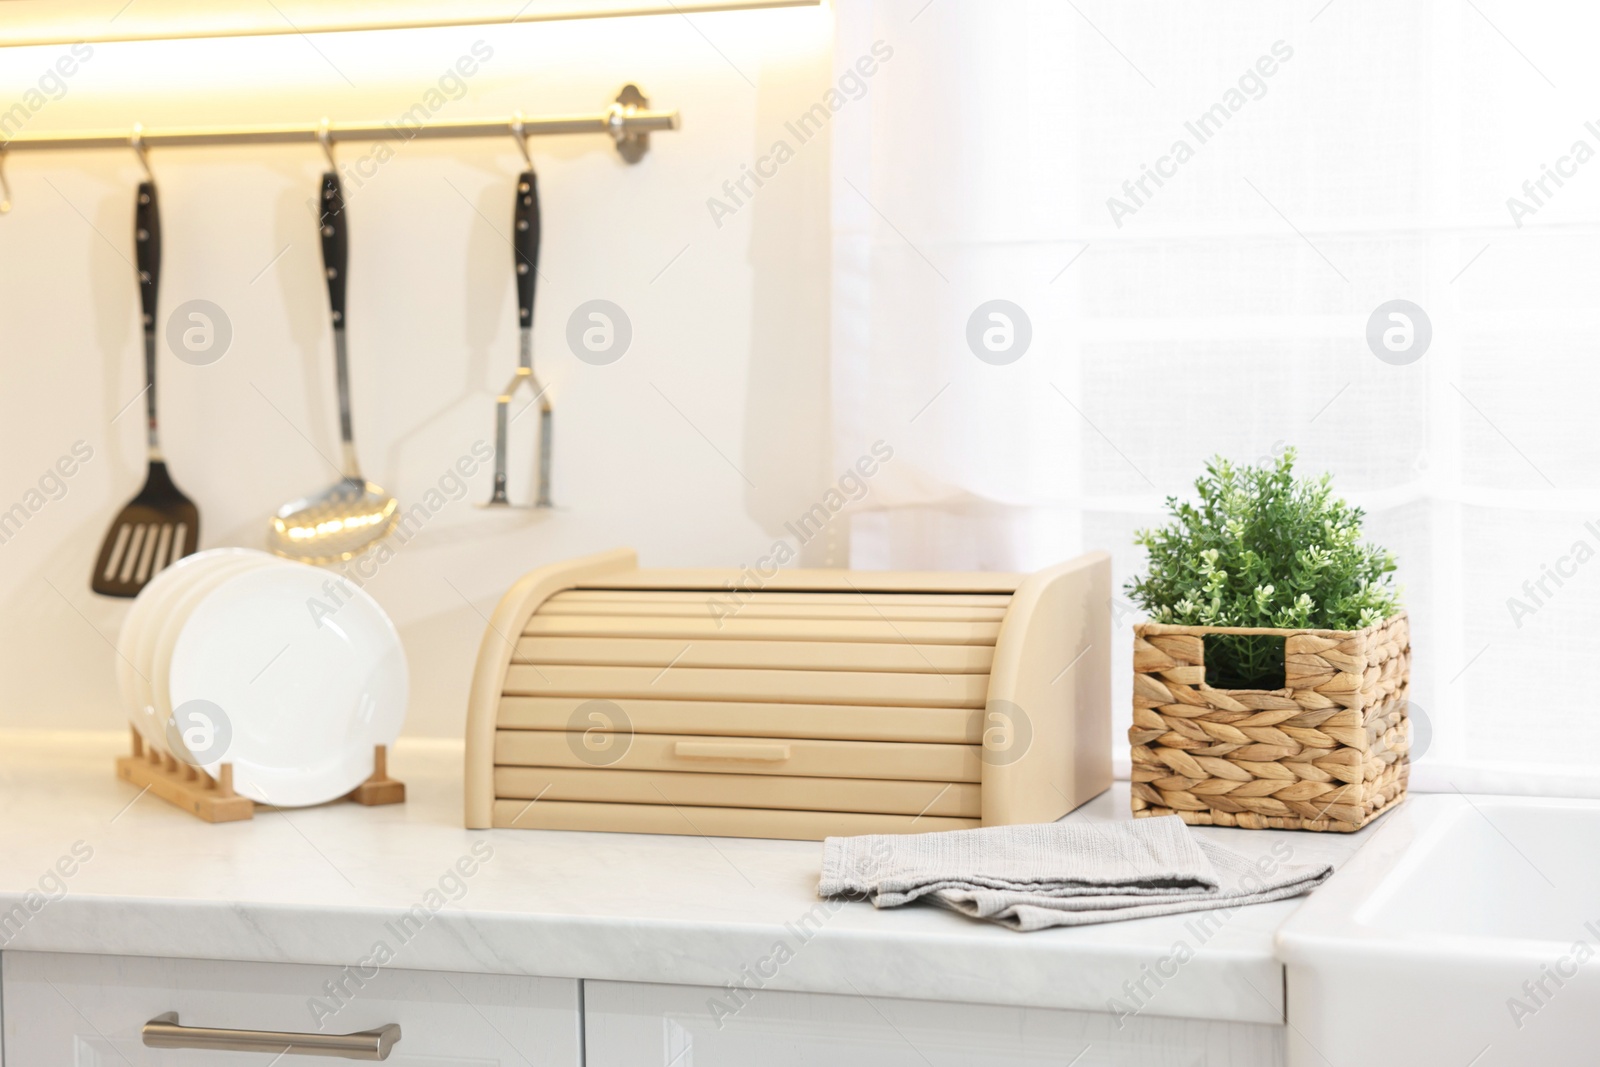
2,952 -> 581,1065
583,980 -> 1286,1066
1,955 -> 1285,1066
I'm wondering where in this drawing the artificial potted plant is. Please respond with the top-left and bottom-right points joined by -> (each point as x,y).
1125,450 -> 1410,832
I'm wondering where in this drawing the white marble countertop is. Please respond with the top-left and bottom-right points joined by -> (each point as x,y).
0,729 -> 1378,1025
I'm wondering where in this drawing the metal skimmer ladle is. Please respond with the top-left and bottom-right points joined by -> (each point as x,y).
487,123 -> 552,507
268,131 -> 398,562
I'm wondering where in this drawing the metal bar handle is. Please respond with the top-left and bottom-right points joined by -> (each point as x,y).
142,1012 -> 401,1060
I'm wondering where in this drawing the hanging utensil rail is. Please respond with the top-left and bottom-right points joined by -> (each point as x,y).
0,85 -> 676,158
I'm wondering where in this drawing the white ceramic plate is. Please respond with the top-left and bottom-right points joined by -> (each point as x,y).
148,552 -> 286,755
118,548 -> 268,754
167,564 -> 408,806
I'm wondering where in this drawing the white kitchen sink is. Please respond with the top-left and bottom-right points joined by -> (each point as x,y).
1277,794 -> 1600,1067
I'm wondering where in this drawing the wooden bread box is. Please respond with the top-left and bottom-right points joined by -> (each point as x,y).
464,548 -> 1112,840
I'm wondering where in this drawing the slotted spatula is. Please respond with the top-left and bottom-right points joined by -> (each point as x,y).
92,174 -> 199,597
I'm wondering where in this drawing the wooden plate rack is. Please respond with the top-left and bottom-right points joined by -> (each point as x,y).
116,729 -> 405,823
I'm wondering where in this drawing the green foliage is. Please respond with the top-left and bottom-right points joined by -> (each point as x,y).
1126,449 -> 1401,690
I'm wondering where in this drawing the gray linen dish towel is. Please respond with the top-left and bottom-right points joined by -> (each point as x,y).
818,815 -> 1332,931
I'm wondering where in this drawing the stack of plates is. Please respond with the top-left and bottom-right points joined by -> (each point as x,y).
115,548 -> 408,807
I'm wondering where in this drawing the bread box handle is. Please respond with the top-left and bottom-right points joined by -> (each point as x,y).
673,740 -> 792,762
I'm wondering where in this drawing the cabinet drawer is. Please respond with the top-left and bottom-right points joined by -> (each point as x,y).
494,730 -> 982,782
3,951 -> 581,1066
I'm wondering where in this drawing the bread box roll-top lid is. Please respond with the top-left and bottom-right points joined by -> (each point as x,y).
464,548 -> 1112,840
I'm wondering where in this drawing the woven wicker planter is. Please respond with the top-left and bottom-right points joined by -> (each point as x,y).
1129,612 -> 1410,832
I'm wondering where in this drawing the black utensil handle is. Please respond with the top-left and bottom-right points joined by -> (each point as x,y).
513,169 -> 540,326
135,181 -> 161,330
319,171 -> 348,325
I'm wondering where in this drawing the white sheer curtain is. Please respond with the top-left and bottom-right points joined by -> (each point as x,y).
832,0 -> 1600,791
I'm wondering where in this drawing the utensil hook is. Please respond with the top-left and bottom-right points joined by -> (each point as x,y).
131,127 -> 154,183
510,114 -> 534,170
0,145 -> 11,214
317,121 -> 337,171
